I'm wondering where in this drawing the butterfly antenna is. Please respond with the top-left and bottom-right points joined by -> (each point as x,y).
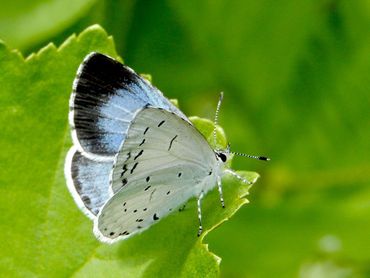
231,151 -> 270,161
213,92 -> 224,149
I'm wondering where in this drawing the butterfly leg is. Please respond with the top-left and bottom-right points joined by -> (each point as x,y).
224,169 -> 252,185
217,176 -> 225,208
197,191 -> 205,237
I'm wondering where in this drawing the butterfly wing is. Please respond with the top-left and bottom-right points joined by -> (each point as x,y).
69,52 -> 187,160
66,53 -> 188,217
94,108 -> 218,242
64,147 -> 113,218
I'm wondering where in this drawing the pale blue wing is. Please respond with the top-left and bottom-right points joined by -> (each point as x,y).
64,147 -> 113,218
69,52 -> 187,160
94,108 -> 217,243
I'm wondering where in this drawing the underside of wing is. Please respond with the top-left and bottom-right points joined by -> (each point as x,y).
65,147 -> 113,218
111,107 -> 216,194
94,164 -> 204,242
94,108 -> 217,242
69,52 -> 187,159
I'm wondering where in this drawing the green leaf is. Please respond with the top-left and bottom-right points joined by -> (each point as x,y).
0,24 -> 117,277
189,116 -> 227,150
0,25 -> 259,277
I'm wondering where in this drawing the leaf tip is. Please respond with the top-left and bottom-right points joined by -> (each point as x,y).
77,24 -> 109,42
0,40 -> 24,61
85,24 -> 107,33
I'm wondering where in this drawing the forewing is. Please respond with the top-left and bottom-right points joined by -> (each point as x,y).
65,147 -> 113,218
94,108 -> 217,242
69,52 -> 187,160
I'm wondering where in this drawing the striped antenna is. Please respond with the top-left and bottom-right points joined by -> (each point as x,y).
231,151 -> 270,161
213,92 -> 224,149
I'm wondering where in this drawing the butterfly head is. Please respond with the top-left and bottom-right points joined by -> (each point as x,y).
215,151 -> 230,163
215,143 -> 231,164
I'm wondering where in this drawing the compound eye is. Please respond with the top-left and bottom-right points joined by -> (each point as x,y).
217,153 -> 227,162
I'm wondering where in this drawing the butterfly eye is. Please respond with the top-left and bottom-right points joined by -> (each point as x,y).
217,153 -> 227,162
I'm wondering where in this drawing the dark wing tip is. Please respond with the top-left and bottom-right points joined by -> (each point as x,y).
74,52 -> 140,94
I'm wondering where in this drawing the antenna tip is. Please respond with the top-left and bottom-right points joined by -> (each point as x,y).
259,156 -> 270,161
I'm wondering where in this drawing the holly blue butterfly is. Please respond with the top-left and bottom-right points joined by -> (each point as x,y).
65,52 -> 269,243
65,52 -> 187,219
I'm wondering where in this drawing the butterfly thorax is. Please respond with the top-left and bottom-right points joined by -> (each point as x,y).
191,150 -> 229,197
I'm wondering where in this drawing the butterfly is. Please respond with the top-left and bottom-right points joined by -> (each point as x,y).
65,52 -> 269,243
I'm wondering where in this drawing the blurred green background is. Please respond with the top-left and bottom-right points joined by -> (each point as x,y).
1,0 -> 369,277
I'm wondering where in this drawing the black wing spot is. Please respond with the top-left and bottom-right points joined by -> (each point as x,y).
134,150 -> 144,160
178,172 -> 182,177
110,232 -> 115,236
158,120 -> 165,127
137,226 -> 142,229
82,195 -> 91,205
130,162 -> 138,174
122,164 -> 127,170
144,127 -> 149,134
144,185 -> 151,191
122,178 -> 128,186
209,171 -> 212,175
136,219 -> 143,222
153,213 -> 159,220
127,152 -> 131,159
139,139 -> 145,146
166,191 -> 170,195
120,164 -> 128,177
146,176 -> 150,182
74,181 -> 82,192
143,208 -> 147,211
168,135 -> 178,151
133,209 -> 137,213
123,202 -> 126,207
